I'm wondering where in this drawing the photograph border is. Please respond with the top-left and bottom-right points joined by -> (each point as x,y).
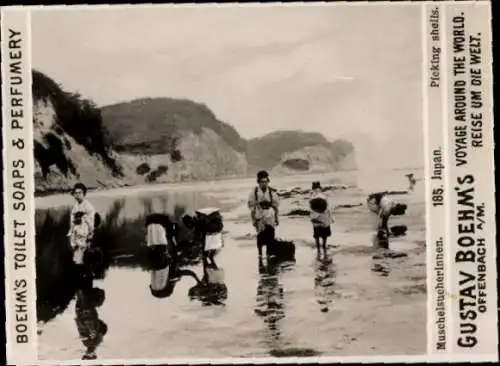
2,1 -> 497,364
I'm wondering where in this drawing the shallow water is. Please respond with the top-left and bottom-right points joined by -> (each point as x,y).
37,169 -> 426,360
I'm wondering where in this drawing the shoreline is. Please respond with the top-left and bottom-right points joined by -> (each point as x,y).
35,170 -> 357,207
35,167 -> 424,210
35,168 -> 360,198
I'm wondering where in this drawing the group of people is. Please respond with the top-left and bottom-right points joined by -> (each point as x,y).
67,168 -> 405,274
67,168 -> 398,275
247,169 -> 410,256
62,170 -> 409,360
247,170 -> 334,257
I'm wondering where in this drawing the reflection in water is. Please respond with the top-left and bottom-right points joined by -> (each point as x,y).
371,234 -> 391,276
314,253 -> 336,313
74,281 -> 107,360
188,258 -> 228,306
144,212 -> 193,298
37,191 -> 230,358
254,258 -> 286,349
36,196 -> 204,325
153,265 -> 201,299
146,247 -> 201,299
143,207 -> 228,304
371,257 -> 390,277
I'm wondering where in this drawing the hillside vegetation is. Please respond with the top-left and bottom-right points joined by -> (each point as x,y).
33,70 -> 140,194
33,70 -> 356,195
101,98 -> 247,155
246,130 -> 355,173
33,70 -> 123,176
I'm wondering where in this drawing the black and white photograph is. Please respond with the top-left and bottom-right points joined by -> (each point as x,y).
29,3 -> 430,361
4,2 -> 497,364
32,3 -> 427,362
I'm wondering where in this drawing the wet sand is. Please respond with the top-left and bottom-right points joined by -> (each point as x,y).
37,169 -> 426,360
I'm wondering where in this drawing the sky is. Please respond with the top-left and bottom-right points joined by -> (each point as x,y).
31,4 -> 424,169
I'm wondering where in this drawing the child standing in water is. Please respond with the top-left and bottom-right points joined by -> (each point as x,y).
67,183 -> 97,265
309,181 -> 333,255
69,211 -> 92,265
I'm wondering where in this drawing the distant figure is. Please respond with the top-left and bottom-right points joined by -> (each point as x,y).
74,285 -> 108,360
406,173 -> 416,191
309,181 -> 334,254
248,170 -> 280,257
67,183 -> 97,265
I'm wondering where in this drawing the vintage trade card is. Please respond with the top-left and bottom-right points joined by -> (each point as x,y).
1,1 -> 497,365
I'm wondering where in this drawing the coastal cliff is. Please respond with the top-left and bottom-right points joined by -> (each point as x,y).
33,70 -> 356,195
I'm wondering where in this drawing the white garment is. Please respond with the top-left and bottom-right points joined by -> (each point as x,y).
379,195 -> 395,216
206,267 -> 225,284
73,247 -> 86,265
70,222 -> 91,248
205,232 -> 224,251
147,224 -> 170,291
146,224 -> 168,247
68,199 -> 96,237
196,207 -> 220,216
248,187 -> 279,233
151,268 -> 170,291
310,209 -> 333,227
70,222 -> 91,264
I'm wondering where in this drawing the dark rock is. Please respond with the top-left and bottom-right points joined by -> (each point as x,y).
282,158 -> 310,171
269,347 -> 322,357
136,162 -> 151,175
322,184 -> 349,192
277,191 -> 293,199
286,209 -> 310,216
170,149 -> 183,162
384,250 -> 408,259
390,225 -> 408,237
145,165 -> 169,182
334,203 -> 363,209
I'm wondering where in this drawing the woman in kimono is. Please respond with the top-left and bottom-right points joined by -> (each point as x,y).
67,183 -> 98,267
247,170 -> 280,258
67,183 -> 96,240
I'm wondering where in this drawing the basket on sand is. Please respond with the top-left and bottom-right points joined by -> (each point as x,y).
390,203 -> 407,216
